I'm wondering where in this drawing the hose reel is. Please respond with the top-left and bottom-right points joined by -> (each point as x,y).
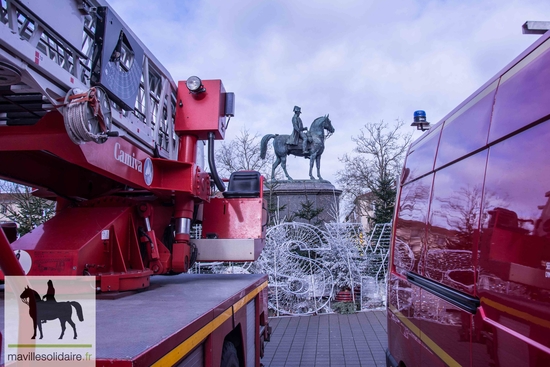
63,86 -> 117,144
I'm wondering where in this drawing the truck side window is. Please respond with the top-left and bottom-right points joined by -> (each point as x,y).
425,150 -> 488,295
489,38 -> 550,143
402,125 -> 442,184
435,82 -> 496,168
481,120 -> 550,288
478,119 -> 550,351
394,174 -> 433,275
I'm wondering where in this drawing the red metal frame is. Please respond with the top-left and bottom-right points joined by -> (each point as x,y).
0,226 -> 24,276
0,79 -> 264,291
175,79 -> 228,140
0,1 -> 271,364
202,197 -> 266,241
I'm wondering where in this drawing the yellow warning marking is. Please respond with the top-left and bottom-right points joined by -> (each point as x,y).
388,304 -> 462,367
481,296 -> 550,329
152,281 -> 268,367
233,281 -> 268,313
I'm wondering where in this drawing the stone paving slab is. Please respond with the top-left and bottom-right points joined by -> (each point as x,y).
262,311 -> 387,367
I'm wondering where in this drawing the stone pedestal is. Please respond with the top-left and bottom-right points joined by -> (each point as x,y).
265,180 -> 342,224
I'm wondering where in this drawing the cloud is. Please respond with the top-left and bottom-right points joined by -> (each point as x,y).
108,0 -> 550,184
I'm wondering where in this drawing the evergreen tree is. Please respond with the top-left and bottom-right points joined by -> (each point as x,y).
371,176 -> 396,224
0,181 -> 55,236
294,198 -> 323,226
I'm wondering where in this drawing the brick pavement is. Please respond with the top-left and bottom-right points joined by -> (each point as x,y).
262,311 -> 388,367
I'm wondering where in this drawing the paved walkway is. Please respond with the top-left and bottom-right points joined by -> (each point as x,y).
262,311 -> 388,367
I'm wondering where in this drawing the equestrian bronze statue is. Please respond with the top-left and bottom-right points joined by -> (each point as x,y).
260,106 -> 334,181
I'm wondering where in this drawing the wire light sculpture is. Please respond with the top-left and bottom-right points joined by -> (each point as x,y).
255,222 -> 333,316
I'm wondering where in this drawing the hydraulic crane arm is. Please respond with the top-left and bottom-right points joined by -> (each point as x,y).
0,0 -> 266,291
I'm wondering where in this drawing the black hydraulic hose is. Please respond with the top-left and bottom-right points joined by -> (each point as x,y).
208,132 -> 226,192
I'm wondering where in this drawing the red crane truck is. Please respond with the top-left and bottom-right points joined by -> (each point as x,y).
0,0 -> 270,366
386,25 -> 550,367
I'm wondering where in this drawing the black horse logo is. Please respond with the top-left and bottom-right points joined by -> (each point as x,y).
19,280 -> 84,339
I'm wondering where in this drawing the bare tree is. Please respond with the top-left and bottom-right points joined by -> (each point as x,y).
215,128 -> 281,180
0,180 -> 55,236
215,129 -> 289,226
337,120 -> 413,225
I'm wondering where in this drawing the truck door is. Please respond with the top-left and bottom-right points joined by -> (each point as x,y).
389,174 -> 433,367
475,121 -> 550,367
389,128 -> 440,367
417,151 -> 488,366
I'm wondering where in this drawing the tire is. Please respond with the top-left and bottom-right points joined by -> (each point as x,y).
221,341 -> 239,367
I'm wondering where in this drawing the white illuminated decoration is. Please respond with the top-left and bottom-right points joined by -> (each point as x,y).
256,223 -> 333,316
143,158 -> 153,186
249,222 -> 391,315
200,222 -> 392,315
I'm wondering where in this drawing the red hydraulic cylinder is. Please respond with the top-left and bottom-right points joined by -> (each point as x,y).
171,81 -> 227,273
173,190 -> 194,273
171,134 -> 197,273
0,227 -> 24,276
179,135 -> 198,164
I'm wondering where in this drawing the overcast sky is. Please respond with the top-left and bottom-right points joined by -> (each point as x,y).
108,0 -> 550,184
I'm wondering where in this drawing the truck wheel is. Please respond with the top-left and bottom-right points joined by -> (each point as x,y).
221,341 -> 239,367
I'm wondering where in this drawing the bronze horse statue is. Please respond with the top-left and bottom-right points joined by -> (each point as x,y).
260,115 -> 334,180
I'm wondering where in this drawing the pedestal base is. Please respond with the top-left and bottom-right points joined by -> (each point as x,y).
265,180 -> 342,225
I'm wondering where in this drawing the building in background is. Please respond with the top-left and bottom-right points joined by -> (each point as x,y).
345,192 -> 376,231
0,191 -> 16,222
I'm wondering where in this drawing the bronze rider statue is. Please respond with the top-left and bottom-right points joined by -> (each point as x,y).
286,106 -> 309,155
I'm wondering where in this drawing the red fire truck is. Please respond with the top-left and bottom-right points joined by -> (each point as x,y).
386,26 -> 550,366
0,0 -> 269,366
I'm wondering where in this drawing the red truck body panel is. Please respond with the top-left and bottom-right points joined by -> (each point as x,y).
387,30 -> 550,367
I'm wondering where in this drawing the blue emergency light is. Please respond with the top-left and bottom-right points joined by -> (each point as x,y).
411,110 -> 430,131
